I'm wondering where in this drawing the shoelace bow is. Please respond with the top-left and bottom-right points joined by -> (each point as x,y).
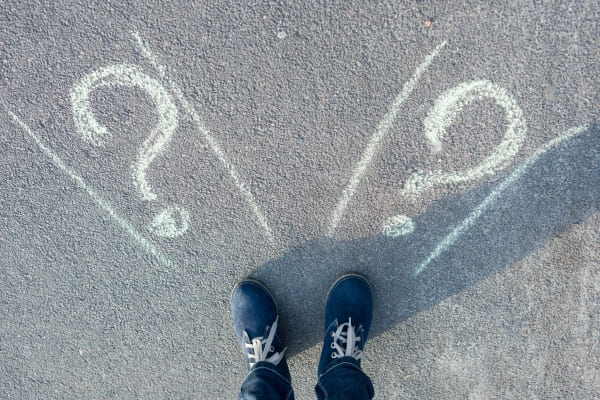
330,317 -> 363,360
244,316 -> 287,368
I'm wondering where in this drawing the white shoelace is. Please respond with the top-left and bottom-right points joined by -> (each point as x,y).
244,316 -> 287,368
330,317 -> 363,360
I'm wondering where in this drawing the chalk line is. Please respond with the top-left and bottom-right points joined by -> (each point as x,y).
327,41 -> 447,236
8,110 -> 179,271
414,124 -> 589,276
132,32 -> 275,243
382,214 -> 416,237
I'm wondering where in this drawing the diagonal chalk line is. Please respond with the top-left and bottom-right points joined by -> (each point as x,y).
132,31 -> 275,243
414,124 -> 589,277
7,110 -> 179,271
327,41 -> 448,236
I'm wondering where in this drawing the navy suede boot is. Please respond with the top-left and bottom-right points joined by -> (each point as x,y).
231,279 -> 291,382
317,273 -> 373,383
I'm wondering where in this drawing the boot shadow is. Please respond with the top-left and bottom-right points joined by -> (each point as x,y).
250,124 -> 600,357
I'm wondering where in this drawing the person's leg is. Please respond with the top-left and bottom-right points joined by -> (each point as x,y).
231,279 -> 294,400
315,273 -> 375,400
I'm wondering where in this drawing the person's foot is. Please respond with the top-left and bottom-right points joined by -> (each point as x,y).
231,279 -> 290,379
318,273 -> 373,376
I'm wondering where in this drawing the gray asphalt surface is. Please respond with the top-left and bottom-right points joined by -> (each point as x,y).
1,1 -> 599,398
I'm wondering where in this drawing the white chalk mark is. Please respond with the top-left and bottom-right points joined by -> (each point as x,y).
404,80 -> 527,198
386,81 -> 527,238
327,41 -> 447,236
71,64 -> 179,202
71,63 -> 190,238
414,125 -> 589,277
382,215 -> 415,237
150,205 -> 190,238
8,110 -> 178,270
132,32 -> 275,243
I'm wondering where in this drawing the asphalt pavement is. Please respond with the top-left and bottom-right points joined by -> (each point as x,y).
1,1 -> 599,398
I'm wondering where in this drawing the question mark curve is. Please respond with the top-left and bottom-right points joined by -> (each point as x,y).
71,63 -> 189,238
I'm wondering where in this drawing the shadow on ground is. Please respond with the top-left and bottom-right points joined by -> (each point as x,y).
250,124 -> 599,357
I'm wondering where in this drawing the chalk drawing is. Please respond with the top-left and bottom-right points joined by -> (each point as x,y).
150,205 -> 190,237
132,32 -> 275,243
8,110 -> 178,270
414,124 -> 589,277
384,80 -> 527,237
406,80 -> 527,196
71,63 -> 190,238
327,41 -> 447,237
382,215 -> 415,237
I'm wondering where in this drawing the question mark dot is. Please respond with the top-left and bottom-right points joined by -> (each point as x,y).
150,206 -> 190,238
382,215 -> 415,238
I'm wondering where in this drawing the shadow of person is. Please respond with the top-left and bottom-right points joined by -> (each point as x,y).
249,124 -> 599,357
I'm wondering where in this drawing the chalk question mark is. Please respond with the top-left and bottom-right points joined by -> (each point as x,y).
71,64 -> 189,238
382,80 -> 527,237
